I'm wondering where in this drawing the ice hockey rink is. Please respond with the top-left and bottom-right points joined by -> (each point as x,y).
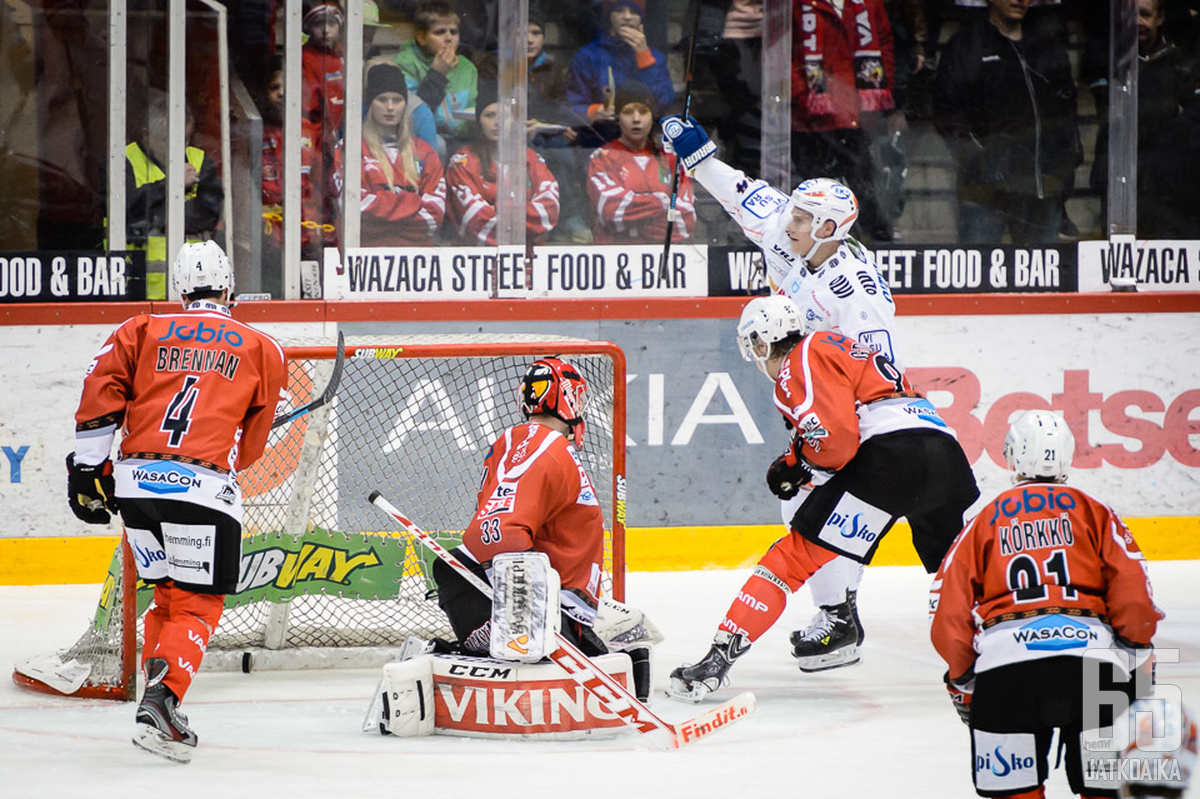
2,563 -> 1197,798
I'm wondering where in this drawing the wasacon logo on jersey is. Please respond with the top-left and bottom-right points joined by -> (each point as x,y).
1012,615 -> 1098,651
133,462 -> 202,494
434,677 -> 629,735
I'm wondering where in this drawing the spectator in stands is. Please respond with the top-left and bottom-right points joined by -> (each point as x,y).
933,0 -> 1080,245
586,80 -> 695,244
445,82 -> 561,245
261,58 -> 328,293
522,12 -> 592,243
1089,0 -> 1200,239
338,62 -> 446,246
394,0 -> 479,158
302,2 -> 346,153
125,93 -> 224,299
791,0 -> 898,243
567,0 -> 676,147
689,0 -> 765,178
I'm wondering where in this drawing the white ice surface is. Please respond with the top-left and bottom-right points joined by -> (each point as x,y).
2,564 -> 1197,798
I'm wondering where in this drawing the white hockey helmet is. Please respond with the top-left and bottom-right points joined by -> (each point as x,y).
1003,410 -> 1075,483
172,240 -> 234,298
736,295 -> 808,378
790,177 -> 860,252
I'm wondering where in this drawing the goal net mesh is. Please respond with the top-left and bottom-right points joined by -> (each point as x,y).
15,334 -> 624,699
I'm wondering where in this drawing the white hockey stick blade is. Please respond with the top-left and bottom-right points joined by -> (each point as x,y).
369,491 -> 756,749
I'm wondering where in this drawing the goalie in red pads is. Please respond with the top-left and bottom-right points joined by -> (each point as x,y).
668,296 -> 978,701
930,411 -> 1163,798
67,241 -> 287,762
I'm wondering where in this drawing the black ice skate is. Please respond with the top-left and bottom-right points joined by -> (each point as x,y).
790,590 -> 863,673
132,658 -> 197,763
667,631 -> 750,703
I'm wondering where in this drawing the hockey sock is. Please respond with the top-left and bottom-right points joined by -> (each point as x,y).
719,572 -> 789,642
807,556 -> 865,607
141,585 -> 172,672
147,586 -> 225,701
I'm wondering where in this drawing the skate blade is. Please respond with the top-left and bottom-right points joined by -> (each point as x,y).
132,724 -> 195,764
796,645 -> 861,673
665,678 -> 710,704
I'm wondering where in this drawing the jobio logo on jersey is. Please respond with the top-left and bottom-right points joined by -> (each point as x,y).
1013,615 -> 1099,651
156,319 -> 244,347
133,462 -> 202,495
977,746 -> 1036,779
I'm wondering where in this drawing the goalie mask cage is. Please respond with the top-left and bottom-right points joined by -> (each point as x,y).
13,334 -> 626,701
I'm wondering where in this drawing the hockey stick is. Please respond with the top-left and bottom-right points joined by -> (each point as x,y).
368,491 -> 756,750
271,330 -> 345,429
659,0 -> 705,272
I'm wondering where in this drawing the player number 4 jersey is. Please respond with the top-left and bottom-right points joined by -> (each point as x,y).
74,302 -> 288,518
930,483 -> 1162,681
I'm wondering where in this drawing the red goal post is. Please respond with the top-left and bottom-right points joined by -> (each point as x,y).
13,334 -> 627,701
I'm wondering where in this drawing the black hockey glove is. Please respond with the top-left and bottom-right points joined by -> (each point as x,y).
766,442 -> 812,500
66,452 -> 118,525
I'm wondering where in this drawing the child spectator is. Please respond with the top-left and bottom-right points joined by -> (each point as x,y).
301,2 -> 346,150
337,62 -> 446,246
445,82 -> 560,245
261,58 -> 328,288
394,0 -> 479,157
567,0 -> 676,146
586,80 -> 694,244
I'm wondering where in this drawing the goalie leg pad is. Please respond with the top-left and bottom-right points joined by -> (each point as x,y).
375,656 -> 436,737
490,551 -> 560,663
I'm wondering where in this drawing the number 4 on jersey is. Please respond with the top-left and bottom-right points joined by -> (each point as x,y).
161,375 -> 200,447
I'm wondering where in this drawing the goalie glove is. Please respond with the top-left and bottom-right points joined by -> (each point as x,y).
944,671 -> 974,726
660,115 -> 717,171
591,597 -> 664,651
66,453 -> 118,525
765,440 -> 812,500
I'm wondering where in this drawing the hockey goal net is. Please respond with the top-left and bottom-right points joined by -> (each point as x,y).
13,334 -> 627,700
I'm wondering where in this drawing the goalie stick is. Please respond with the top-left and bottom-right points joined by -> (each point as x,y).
368,491 -> 756,750
271,331 -> 345,429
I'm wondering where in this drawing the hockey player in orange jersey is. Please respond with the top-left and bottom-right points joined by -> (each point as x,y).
930,410 -> 1163,799
67,241 -> 288,763
430,357 -> 659,700
668,295 -> 979,701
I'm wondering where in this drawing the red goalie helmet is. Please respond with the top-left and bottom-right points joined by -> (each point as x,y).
519,357 -> 589,447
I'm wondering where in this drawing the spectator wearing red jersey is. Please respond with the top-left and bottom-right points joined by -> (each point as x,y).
445,82 -> 560,245
586,80 -> 695,244
792,0 -> 897,242
336,62 -> 446,246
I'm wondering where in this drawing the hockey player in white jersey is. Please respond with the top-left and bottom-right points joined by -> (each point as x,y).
662,113 -> 904,673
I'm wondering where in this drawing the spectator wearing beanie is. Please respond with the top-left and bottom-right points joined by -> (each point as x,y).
566,0 -> 675,147
586,79 -> 695,244
336,62 -> 446,246
445,82 -> 561,245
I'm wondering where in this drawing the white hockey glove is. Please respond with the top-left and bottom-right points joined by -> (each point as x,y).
591,597 -> 664,651
660,115 -> 717,171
